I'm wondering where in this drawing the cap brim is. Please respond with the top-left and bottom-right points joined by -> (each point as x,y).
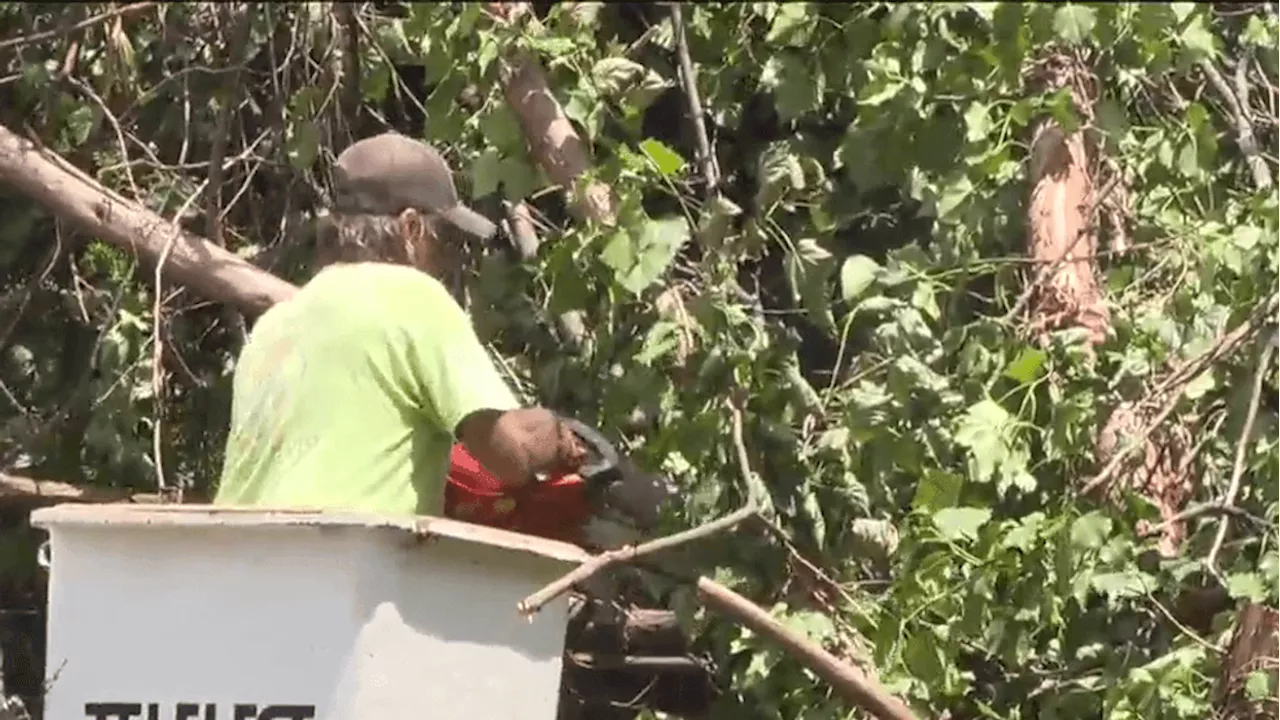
440,204 -> 497,241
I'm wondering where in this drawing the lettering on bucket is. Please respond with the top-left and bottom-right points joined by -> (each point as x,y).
83,703 -> 316,720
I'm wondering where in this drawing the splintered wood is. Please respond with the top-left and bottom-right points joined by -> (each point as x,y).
1023,52 -> 1188,556
1024,53 -> 1111,347
1218,603 -> 1279,720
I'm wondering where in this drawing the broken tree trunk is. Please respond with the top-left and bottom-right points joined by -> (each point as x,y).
485,2 -> 608,352
0,123 -> 297,316
1217,603 -> 1279,720
1022,53 -> 1111,346
486,2 -> 616,228
1020,54 -> 1190,557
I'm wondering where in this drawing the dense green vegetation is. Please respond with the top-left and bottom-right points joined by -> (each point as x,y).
0,3 -> 1276,719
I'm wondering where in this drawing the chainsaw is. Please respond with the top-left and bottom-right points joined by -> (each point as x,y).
443,419 -> 670,548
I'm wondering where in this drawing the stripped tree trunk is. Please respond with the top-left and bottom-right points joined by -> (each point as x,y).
1218,603 -> 1279,720
1023,52 -> 1190,558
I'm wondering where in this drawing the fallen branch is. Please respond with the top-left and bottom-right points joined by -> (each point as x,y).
0,2 -> 157,52
518,503 -> 757,615
1081,293 -> 1278,496
0,122 -> 297,316
502,199 -> 586,350
670,3 -> 720,193
486,3 -> 617,226
0,472 -> 206,506
1206,330 -> 1277,572
1201,56 -> 1273,191
522,501 -> 918,720
694,577 -> 919,720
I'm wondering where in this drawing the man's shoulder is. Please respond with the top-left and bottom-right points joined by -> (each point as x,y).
301,263 -> 468,335
308,262 -> 452,298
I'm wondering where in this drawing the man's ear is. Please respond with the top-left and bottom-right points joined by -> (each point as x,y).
397,208 -> 426,245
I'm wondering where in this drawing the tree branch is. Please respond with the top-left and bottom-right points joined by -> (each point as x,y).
0,122 -> 297,316
518,503 -> 757,614
486,3 -> 617,226
695,577 -> 919,720
669,3 -> 720,193
0,472 -> 206,507
0,2 -> 157,52
1206,330 -> 1277,572
1201,55 -> 1273,191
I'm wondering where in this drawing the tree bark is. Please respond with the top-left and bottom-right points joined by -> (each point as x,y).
696,577 -> 919,720
1020,55 -> 1191,557
1022,55 -> 1111,347
1218,603 -> 1279,720
0,472 -> 208,509
0,123 -> 297,317
485,2 -> 617,227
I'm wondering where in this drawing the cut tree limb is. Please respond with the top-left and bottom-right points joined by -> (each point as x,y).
486,3 -> 617,226
0,123 -> 297,316
503,199 -> 586,349
0,472 -> 207,507
1216,603 -> 1279,719
520,504 -> 918,720
695,577 -> 918,720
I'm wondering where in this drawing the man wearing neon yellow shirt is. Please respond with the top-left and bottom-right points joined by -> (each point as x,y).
215,133 -> 583,517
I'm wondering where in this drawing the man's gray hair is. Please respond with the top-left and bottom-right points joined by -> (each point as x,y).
315,211 -> 464,297
317,211 -> 447,272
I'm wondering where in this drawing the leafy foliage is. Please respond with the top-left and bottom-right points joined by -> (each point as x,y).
0,2 -> 1277,718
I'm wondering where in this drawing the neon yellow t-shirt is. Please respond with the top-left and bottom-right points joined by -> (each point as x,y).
214,262 -> 520,517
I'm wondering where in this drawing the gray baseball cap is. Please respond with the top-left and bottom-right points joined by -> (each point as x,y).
332,133 -> 497,241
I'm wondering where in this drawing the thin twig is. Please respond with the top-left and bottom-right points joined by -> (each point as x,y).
205,4 -> 253,345
151,182 -> 211,495
669,3 -> 719,193
1206,330 -> 1277,572
0,2 -> 157,52
517,503 -> 757,616
1142,503 -> 1270,538
1201,56 -> 1273,190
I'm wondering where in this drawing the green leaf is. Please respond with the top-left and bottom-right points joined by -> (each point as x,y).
639,139 -> 687,177
470,149 -> 503,198
786,238 -> 837,332
765,3 -> 811,45
933,507 -> 992,543
593,57 -> 671,112
65,106 -> 95,147
1053,5 -> 1097,45
285,121 -> 321,171
498,157 -> 541,201
1246,670 -> 1274,701
913,471 -> 963,512
1091,570 -> 1152,600
963,102 -> 990,143
762,53 -> 822,121
1242,15 -> 1273,47
1003,347 -> 1047,384
479,105 -> 526,155
1179,14 -> 1217,59
840,255 -> 880,302
954,400 -> 1012,483
1226,572 -> 1267,603
602,217 -> 691,295
1070,512 -> 1112,551
850,517 -> 900,556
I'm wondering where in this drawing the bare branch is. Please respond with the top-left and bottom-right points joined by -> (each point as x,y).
0,2 -> 157,52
